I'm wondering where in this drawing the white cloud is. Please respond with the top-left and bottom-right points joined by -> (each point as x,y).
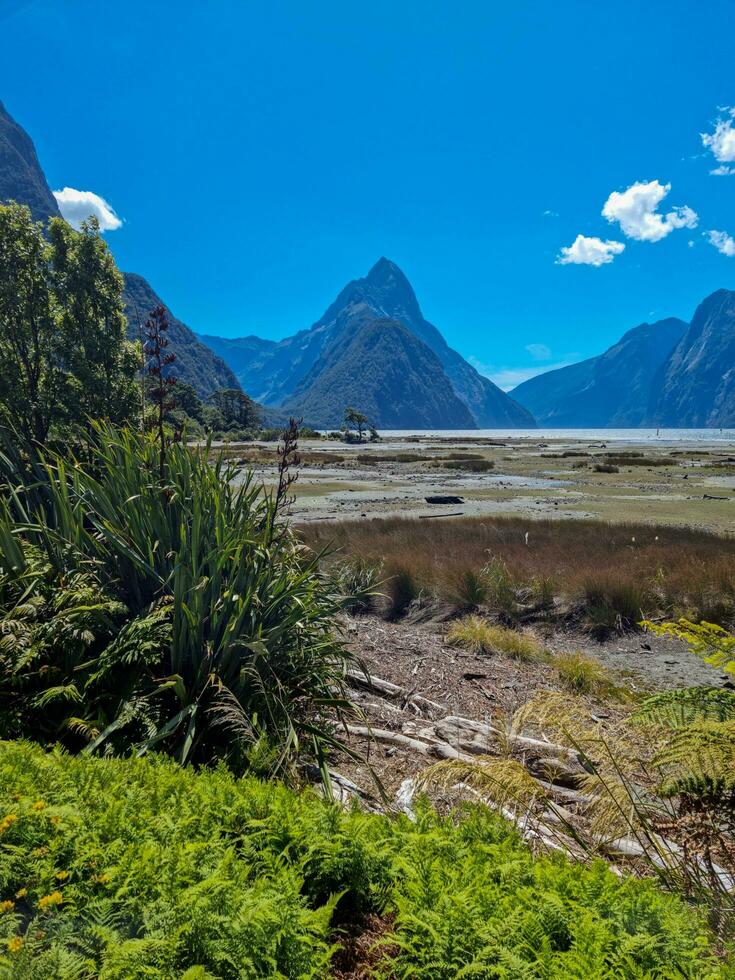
706,229 -> 735,257
542,209 -> 558,217
702,108 -> 735,173
556,234 -> 625,266
53,187 -> 122,231
601,180 -> 698,242
525,343 -> 551,360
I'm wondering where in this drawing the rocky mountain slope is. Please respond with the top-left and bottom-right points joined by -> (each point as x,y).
282,312 -> 476,428
647,289 -> 735,427
0,100 -> 61,223
513,317 -> 688,427
203,258 -> 535,428
122,274 -> 239,398
0,99 -> 237,398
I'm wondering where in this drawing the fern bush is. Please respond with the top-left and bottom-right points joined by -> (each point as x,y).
0,425 -> 359,778
0,742 -> 723,978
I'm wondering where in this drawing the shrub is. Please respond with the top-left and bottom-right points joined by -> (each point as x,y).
554,650 -> 614,695
440,458 -> 495,472
581,579 -> 650,638
481,557 -> 520,622
450,568 -> 489,610
447,617 -> 546,661
334,557 -> 383,614
594,462 -> 619,473
384,567 -> 420,620
0,426 -> 358,779
0,742 -> 722,978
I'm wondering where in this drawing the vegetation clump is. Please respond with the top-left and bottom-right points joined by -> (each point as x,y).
0,741 -> 723,978
0,425 -> 358,779
447,617 -> 547,661
554,650 -> 615,695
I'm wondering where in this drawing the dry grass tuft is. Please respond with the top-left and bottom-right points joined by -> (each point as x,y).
447,617 -> 547,661
554,650 -> 615,695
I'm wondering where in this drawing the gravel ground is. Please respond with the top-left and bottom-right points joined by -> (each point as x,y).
336,615 -> 724,796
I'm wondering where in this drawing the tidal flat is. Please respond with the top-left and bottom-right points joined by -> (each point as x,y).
225,433 -> 735,533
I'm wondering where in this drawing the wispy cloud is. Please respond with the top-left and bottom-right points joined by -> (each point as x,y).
705,229 -> 735,257
702,108 -> 735,174
557,234 -> 625,266
602,180 -> 697,242
53,187 -> 122,231
525,343 -> 551,361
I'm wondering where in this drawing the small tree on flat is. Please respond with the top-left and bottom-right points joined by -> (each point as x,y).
344,406 -> 370,442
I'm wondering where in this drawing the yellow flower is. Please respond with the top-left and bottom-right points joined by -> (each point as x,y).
93,873 -> 110,884
55,871 -> 70,881
50,816 -> 61,826
31,801 -> 46,812
7,937 -> 22,954
38,891 -> 62,910
0,900 -> 15,913
0,814 -> 17,833
14,888 -> 27,899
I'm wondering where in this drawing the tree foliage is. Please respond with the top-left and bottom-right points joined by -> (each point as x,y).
207,387 -> 262,430
0,203 -> 138,443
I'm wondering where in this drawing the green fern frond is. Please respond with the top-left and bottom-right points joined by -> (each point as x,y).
632,686 -> 735,729
654,720 -> 735,797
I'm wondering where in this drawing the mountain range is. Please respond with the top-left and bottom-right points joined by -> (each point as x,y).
512,317 -> 688,427
202,258 -> 534,428
2,97 -> 734,428
513,291 -> 735,428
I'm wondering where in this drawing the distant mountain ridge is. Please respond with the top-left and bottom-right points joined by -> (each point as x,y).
283,312 -> 476,428
0,100 -> 238,398
648,289 -> 735,427
513,290 -> 735,429
513,317 -> 688,427
202,258 -> 535,428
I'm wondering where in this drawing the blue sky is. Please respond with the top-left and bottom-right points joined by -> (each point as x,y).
2,0 -> 734,389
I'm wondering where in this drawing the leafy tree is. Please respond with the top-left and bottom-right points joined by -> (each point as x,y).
209,387 -> 262,429
0,203 -> 138,443
171,381 -> 204,423
0,203 -> 60,443
343,406 -> 370,441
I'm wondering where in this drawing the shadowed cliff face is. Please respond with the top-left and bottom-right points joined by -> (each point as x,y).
204,258 -> 536,428
0,100 -> 61,224
513,317 -> 688,427
121,274 -> 239,399
648,289 -> 735,427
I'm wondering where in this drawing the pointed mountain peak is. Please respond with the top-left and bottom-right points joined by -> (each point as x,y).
360,256 -> 421,316
366,256 -> 408,285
